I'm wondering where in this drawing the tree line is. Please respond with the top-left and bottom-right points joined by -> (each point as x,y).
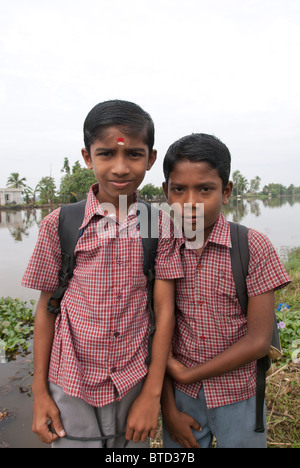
4,161 -> 300,205
232,170 -> 300,198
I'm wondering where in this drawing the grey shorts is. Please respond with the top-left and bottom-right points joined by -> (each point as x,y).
49,382 -> 150,449
163,387 -> 267,449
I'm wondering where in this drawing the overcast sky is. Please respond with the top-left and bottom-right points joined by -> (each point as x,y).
0,0 -> 299,192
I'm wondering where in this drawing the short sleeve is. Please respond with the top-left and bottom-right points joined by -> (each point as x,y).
154,209 -> 184,280
21,208 -> 62,292
246,229 -> 291,297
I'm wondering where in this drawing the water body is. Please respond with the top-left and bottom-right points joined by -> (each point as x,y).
0,197 -> 299,448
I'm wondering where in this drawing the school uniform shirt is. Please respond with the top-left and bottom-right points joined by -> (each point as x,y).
22,184 -> 183,407
173,213 -> 291,409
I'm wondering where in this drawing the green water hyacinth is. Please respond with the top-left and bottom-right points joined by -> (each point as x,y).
0,297 -> 35,361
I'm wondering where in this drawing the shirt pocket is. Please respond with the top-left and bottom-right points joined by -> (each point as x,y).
215,271 -> 240,316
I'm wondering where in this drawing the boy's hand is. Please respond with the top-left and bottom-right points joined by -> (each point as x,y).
164,407 -> 202,449
167,354 -> 193,384
125,392 -> 160,443
32,392 -> 65,444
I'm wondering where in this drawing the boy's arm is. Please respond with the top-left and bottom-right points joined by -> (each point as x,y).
32,291 -> 66,443
161,375 -> 201,448
125,279 -> 175,443
168,290 -> 274,385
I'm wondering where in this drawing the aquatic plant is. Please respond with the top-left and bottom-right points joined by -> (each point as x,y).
0,297 -> 35,361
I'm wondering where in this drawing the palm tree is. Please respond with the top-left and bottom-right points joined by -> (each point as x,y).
6,172 -> 27,189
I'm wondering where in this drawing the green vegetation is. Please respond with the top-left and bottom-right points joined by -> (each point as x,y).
4,158 -> 97,207
275,247 -> 300,361
232,170 -> 300,198
0,297 -> 35,361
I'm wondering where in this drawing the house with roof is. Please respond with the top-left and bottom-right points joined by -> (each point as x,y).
0,188 -> 23,206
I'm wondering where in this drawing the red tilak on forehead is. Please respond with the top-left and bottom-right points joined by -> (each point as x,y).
116,137 -> 125,145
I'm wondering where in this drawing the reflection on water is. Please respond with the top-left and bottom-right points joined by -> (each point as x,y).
0,207 -> 52,240
222,196 -> 300,224
222,196 -> 300,261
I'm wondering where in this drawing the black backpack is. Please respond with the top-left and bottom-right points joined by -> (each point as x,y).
47,203 -> 280,433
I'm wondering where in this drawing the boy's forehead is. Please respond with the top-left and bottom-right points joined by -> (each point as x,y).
95,125 -> 147,146
170,159 -> 220,180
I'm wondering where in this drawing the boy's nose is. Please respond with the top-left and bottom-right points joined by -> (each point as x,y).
111,154 -> 130,176
184,190 -> 198,207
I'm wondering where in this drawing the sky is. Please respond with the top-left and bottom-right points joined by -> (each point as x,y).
0,0 -> 299,192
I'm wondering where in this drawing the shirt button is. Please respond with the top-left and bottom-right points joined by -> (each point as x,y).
200,336 -> 206,341
116,258 -> 122,265
198,300 -> 204,306
111,367 -> 117,373
114,331 -> 120,338
197,264 -> 202,270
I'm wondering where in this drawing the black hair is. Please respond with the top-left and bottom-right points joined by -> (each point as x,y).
83,100 -> 155,155
163,133 -> 231,191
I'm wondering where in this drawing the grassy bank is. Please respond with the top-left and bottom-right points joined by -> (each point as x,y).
266,247 -> 300,448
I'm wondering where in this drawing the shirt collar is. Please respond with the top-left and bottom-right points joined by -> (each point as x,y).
180,213 -> 232,251
207,213 -> 232,248
80,183 -> 139,229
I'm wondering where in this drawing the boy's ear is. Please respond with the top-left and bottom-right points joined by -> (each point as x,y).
146,150 -> 157,171
223,181 -> 233,205
81,148 -> 93,170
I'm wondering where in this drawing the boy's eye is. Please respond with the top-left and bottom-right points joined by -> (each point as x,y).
200,187 -> 213,193
97,151 -> 112,157
171,187 -> 184,193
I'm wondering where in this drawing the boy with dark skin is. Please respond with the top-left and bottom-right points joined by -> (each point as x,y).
22,101 -> 183,448
161,133 -> 290,448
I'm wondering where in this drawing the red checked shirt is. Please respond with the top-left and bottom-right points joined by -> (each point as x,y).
173,213 -> 291,409
22,184 -> 183,407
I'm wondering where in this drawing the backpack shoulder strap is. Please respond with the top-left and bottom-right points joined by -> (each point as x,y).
137,200 -> 160,366
229,221 -> 249,315
58,199 -> 87,276
137,200 -> 159,277
47,200 -> 86,314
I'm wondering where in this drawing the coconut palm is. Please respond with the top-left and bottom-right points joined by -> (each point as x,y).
6,172 -> 27,189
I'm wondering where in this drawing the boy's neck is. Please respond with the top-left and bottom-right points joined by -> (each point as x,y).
96,189 -> 136,223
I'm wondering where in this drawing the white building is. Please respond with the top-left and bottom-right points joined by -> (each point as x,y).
0,188 -> 23,205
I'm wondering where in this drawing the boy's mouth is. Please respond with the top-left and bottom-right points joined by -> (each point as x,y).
109,180 -> 133,189
183,215 -> 203,225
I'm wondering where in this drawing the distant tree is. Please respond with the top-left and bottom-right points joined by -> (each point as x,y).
232,170 -> 249,196
36,176 -> 56,205
22,185 -> 40,205
61,157 -> 71,175
59,158 -> 96,202
139,183 -> 164,200
249,176 -> 261,193
6,172 -> 27,189
263,183 -> 286,198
